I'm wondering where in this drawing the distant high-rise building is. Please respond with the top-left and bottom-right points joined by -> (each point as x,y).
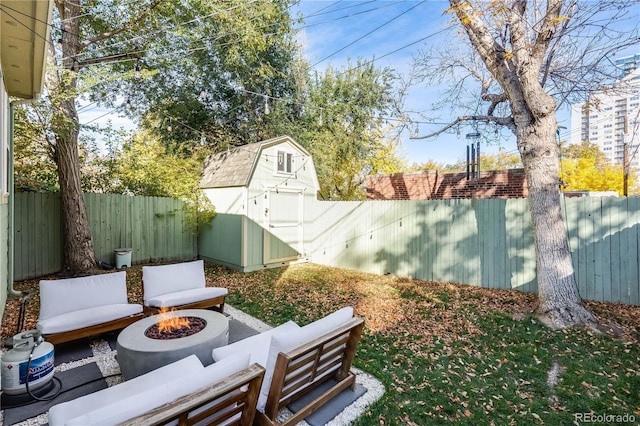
616,53 -> 640,78
570,62 -> 640,169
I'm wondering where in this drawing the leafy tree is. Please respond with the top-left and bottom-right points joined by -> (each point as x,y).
408,152 -> 522,173
114,0 -> 300,152
406,160 -> 449,173
560,142 -> 633,194
412,1 -> 639,329
23,0 -> 297,274
39,0 -> 170,273
481,152 -> 522,170
295,61 -> 404,200
13,107 -> 58,192
115,130 -> 204,198
114,129 -> 215,233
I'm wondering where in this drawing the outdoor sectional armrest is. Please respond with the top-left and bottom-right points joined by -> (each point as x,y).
212,320 -> 301,367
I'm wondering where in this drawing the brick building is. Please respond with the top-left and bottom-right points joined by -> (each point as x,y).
366,169 -> 528,200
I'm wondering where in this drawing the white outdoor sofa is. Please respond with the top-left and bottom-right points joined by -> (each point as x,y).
212,306 -> 364,426
36,271 -> 143,345
142,259 -> 228,314
48,354 -> 265,426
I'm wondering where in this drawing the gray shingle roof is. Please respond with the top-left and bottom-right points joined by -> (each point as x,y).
200,142 -> 261,188
200,136 -> 308,189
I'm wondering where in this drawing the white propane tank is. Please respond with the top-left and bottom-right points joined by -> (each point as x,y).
1,331 -> 54,395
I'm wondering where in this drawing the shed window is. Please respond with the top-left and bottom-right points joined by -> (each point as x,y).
277,151 -> 293,174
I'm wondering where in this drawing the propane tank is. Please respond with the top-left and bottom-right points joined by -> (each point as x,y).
1,330 -> 54,395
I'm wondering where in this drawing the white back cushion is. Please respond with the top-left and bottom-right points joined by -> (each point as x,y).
257,306 -> 354,412
49,355 -> 203,426
59,355 -> 250,426
299,306 -> 353,336
38,272 -> 128,321
143,260 -> 206,302
212,320 -> 300,367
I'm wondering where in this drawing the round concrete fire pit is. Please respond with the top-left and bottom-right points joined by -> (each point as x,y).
117,309 -> 229,380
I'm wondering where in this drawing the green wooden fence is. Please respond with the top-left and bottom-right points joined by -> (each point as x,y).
307,197 -> 640,305
14,193 -> 197,280
14,192 -> 640,305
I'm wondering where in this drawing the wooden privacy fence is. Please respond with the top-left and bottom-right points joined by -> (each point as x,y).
15,192 -> 640,305
14,193 -> 197,280
306,197 -> 640,306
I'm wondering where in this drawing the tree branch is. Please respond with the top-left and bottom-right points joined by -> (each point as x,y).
448,1 -> 524,112
79,51 -> 142,68
410,115 -> 515,140
80,0 -> 163,48
541,0 -> 577,87
533,0 -> 565,66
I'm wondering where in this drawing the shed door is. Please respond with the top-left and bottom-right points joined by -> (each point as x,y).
265,189 -> 303,263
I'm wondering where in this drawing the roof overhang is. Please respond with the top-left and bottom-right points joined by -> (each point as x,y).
0,0 -> 53,100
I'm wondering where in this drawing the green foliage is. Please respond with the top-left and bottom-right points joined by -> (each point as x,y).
294,61 -> 405,200
13,107 -> 58,192
113,129 -> 215,234
408,152 -> 522,174
481,151 -> 522,170
110,0 -> 300,152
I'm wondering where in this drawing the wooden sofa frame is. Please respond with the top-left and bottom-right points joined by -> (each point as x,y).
118,363 -> 266,426
257,317 -> 364,426
42,313 -> 144,345
142,296 -> 225,316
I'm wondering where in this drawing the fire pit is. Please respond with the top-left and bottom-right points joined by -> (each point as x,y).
116,309 -> 229,380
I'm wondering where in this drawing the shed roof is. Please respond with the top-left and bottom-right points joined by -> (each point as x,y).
200,135 -> 311,189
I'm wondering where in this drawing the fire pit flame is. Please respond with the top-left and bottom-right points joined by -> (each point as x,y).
144,308 -> 207,340
157,308 -> 190,333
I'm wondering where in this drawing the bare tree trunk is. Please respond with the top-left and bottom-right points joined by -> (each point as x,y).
51,0 -> 97,274
54,97 -> 97,274
517,113 -> 597,328
48,0 -> 162,274
443,0 -> 603,330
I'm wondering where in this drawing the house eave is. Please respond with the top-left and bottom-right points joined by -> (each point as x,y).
1,0 -> 53,100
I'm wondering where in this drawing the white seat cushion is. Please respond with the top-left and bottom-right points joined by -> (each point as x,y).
212,320 -> 300,367
144,287 -> 228,308
36,303 -> 142,334
49,355 -> 204,426
143,260 -> 207,302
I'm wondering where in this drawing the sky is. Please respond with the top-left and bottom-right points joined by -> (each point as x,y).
79,0 -> 640,166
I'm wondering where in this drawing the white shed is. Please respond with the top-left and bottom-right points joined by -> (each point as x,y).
199,136 -> 319,271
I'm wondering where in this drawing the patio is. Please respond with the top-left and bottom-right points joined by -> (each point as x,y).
2,262 -> 639,424
0,304 -> 384,426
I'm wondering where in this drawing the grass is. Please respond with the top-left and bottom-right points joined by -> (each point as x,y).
4,261 -> 639,425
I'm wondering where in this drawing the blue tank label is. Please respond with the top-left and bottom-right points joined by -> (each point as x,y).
19,350 -> 54,384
